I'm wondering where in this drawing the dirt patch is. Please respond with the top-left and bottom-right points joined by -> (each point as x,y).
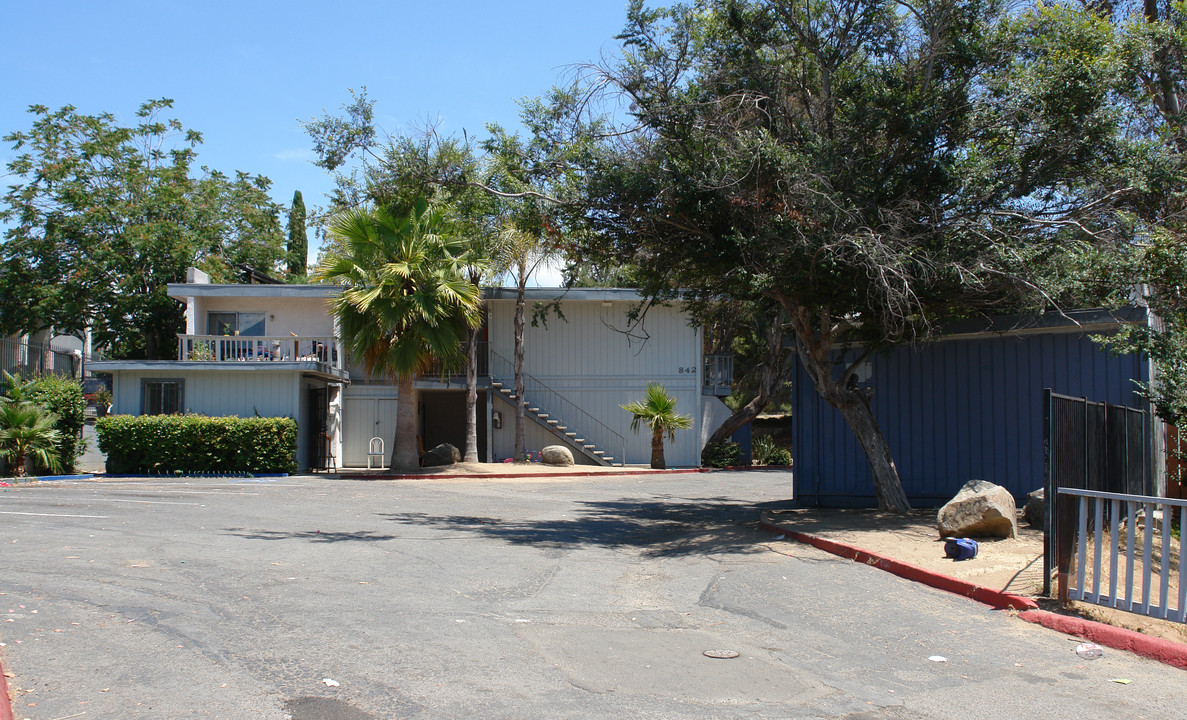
767,507 -> 1187,646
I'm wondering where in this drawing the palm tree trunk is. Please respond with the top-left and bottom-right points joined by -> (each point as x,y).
12,449 -> 28,477
463,327 -> 479,463
394,374 -> 419,472
650,427 -> 666,469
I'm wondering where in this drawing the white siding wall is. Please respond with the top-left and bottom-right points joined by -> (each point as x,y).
190,296 -> 335,338
108,368 -> 308,465
486,298 -> 704,466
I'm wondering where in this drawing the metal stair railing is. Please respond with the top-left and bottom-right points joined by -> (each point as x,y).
489,349 -> 626,466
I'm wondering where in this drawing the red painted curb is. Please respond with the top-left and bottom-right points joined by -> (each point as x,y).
760,517 -> 1040,612
338,464 -> 794,481
339,467 -> 716,480
761,516 -> 1187,670
1017,610 -> 1187,669
0,656 -> 14,720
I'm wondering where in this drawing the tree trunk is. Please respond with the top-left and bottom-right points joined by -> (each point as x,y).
650,426 -> 666,469
779,298 -> 911,512
513,261 -> 527,461
833,392 -> 910,512
707,318 -> 790,444
393,373 -> 419,472
463,326 -> 479,463
12,450 -> 28,477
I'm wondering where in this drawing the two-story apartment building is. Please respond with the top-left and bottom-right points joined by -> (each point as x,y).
91,271 -> 733,471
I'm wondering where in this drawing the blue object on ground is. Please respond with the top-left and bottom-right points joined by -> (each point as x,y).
944,537 -> 979,561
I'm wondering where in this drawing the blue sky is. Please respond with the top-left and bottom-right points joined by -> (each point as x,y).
2,1 -> 631,269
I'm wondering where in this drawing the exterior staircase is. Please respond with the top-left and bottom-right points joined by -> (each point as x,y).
489,351 -> 624,467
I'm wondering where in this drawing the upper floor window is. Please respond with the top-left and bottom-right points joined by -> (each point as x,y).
207,312 -> 266,337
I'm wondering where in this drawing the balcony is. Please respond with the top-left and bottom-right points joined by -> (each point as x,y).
177,335 -> 346,377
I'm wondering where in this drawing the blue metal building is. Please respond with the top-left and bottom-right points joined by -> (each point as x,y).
791,309 -> 1157,507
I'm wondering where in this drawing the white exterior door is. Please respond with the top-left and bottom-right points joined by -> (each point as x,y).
342,396 -> 399,467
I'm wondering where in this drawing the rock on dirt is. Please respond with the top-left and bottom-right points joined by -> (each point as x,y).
937,479 -> 1018,539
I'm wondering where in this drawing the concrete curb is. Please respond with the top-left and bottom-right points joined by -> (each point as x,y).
339,467 -> 716,480
0,655 -> 13,720
339,464 -> 793,481
759,517 -> 1038,611
1016,610 -> 1187,669
761,515 -> 1187,670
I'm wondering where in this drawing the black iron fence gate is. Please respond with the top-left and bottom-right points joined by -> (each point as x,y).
1042,390 -> 1153,595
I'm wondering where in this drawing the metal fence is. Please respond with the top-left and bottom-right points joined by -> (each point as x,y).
0,337 -> 80,379
1043,390 -> 1153,596
1054,488 -> 1185,623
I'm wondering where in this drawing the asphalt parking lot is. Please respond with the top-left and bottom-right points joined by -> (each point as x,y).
1,471 -> 1183,719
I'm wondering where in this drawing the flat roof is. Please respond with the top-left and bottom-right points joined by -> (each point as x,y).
167,283 -> 343,301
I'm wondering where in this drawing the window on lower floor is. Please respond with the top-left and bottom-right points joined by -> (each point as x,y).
142,379 -> 184,415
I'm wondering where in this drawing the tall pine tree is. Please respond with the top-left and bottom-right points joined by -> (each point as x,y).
287,190 -> 308,276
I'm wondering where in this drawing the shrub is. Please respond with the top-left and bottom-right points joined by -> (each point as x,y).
753,435 -> 792,466
701,439 -> 742,468
26,375 -> 86,473
96,414 -> 297,475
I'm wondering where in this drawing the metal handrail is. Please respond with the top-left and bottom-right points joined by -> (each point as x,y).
489,349 -> 626,466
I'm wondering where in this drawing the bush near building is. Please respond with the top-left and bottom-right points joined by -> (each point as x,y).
96,415 -> 296,475
26,375 -> 87,473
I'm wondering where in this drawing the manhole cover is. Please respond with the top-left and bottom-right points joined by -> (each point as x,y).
703,649 -> 740,659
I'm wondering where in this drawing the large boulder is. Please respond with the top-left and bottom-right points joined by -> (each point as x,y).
1023,488 -> 1046,530
541,445 -> 575,466
937,479 -> 1018,539
422,442 -> 461,467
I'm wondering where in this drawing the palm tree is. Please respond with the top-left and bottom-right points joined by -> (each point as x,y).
0,402 -> 62,477
621,383 -> 693,470
316,200 -> 482,472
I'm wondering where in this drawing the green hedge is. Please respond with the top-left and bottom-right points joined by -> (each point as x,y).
27,375 -> 87,473
96,414 -> 297,475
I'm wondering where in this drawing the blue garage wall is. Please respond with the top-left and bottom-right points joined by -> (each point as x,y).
792,330 -> 1151,507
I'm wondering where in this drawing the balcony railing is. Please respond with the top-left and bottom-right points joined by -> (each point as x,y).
178,335 -> 344,373
419,341 -> 489,379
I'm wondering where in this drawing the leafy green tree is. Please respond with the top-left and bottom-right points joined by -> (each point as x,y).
546,0 -> 1145,511
287,190 -> 308,277
0,99 -> 286,359
621,382 -> 692,469
315,200 -> 482,471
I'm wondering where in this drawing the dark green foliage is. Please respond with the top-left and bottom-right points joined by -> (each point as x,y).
287,190 -> 308,276
25,375 -> 86,473
96,415 -> 297,475
1,99 -> 286,359
701,439 -> 742,468
752,435 -> 791,467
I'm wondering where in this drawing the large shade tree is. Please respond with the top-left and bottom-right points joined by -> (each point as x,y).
315,200 -> 482,471
0,99 -> 287,359
544,0 -> 1145,511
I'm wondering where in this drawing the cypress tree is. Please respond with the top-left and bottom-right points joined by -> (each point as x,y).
287,190 -> 308,276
